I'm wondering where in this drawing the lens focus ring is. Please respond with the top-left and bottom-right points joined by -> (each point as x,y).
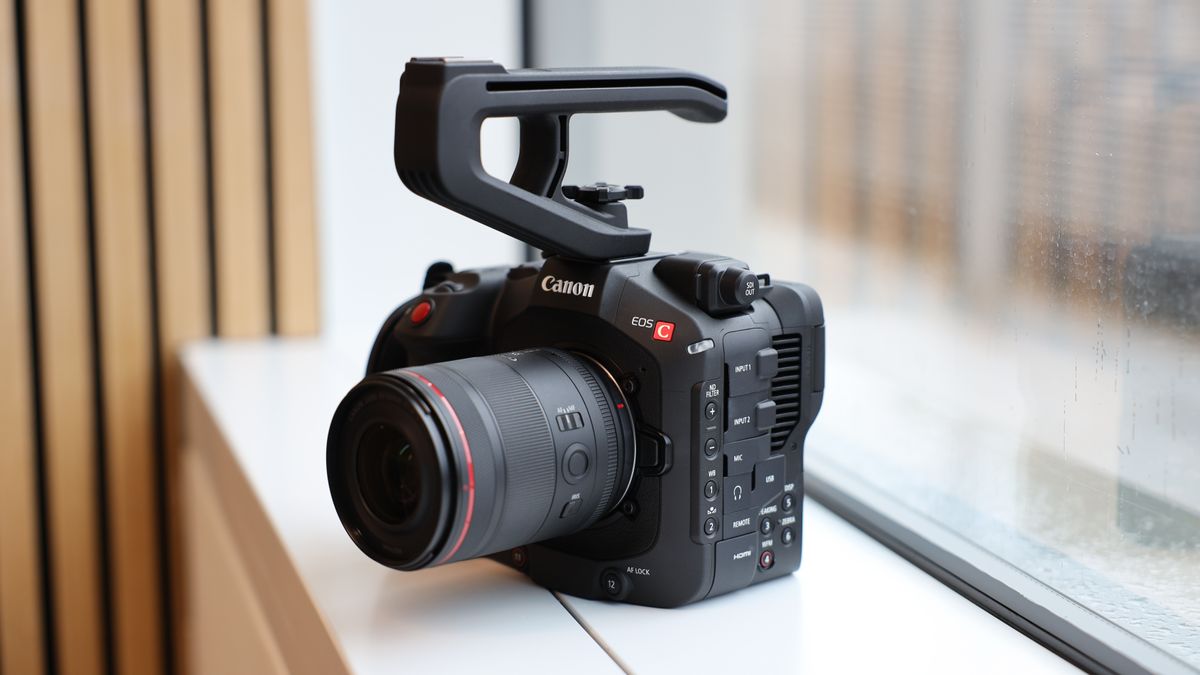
444,356 -> 558,549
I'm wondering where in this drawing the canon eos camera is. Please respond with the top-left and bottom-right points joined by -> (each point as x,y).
327,58 -> 825,607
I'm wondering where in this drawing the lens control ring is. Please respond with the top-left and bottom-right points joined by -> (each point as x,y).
571,353 -> 637,506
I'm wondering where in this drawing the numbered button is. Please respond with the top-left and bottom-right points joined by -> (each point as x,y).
601,570 -> 624,597
781,527 -> 795,546
781,492 -> 795,512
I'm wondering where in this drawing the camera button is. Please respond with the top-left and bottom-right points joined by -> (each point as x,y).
781,492 -> 795,512
703,480 -> 718,500
703,518 -> 718,536
704,402 -> 718,420
687,338 -> 715,355
560,497 -> 582,518
601,569 -> 624,597
563,443 -> 591,484
703,437 -> 718,458
409,300 -> 433,325
760,517 -> 774,536
781,527 -> 795,546
759,549 -> 775,570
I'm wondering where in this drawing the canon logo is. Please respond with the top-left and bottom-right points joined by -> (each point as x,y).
540,275 -> 595,298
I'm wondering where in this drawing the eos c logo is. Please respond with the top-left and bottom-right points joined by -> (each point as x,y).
630,316 -> 675,342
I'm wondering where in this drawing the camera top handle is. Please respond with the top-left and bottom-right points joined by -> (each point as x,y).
394,58 -> 728,261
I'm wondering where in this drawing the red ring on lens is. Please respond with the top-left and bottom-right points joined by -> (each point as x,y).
409,372 -> 475,564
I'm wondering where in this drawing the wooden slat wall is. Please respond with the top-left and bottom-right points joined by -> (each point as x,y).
0,0 -> 319,672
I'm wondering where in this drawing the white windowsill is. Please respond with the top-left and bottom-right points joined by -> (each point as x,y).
181,337 -> 1075,674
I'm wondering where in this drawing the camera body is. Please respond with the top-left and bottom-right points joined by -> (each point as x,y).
365,251 -> 823,606
327,58 -> 824,607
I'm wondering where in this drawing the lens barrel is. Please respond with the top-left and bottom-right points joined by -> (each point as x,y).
328,348 -> 636,570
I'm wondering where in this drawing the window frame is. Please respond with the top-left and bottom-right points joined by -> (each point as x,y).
806,465 -> 1196,675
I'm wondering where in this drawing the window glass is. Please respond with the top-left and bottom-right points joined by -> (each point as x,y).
537,0 -> 1200,667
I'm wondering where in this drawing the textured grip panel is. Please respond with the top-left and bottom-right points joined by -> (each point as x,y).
448,357 -> 557,549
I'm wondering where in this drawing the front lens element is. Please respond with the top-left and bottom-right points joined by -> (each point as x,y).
356,423 -> 425,528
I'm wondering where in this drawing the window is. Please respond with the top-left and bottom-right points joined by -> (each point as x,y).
534,1 -> 1200,670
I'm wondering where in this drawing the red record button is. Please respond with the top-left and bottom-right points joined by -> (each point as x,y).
410,300 -> 432,326
652,321 -> 675,342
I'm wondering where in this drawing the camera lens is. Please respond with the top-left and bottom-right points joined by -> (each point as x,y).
329,377 -> 454,568
328,348 -> 636,571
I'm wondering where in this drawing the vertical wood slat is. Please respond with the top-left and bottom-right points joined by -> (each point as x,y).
0,0 -> 47,672
82,0 -> 162,673
23,0 -> 106,673
267,0 -> 318,336
145,0 -> 213,671
209,0 -> 270,337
